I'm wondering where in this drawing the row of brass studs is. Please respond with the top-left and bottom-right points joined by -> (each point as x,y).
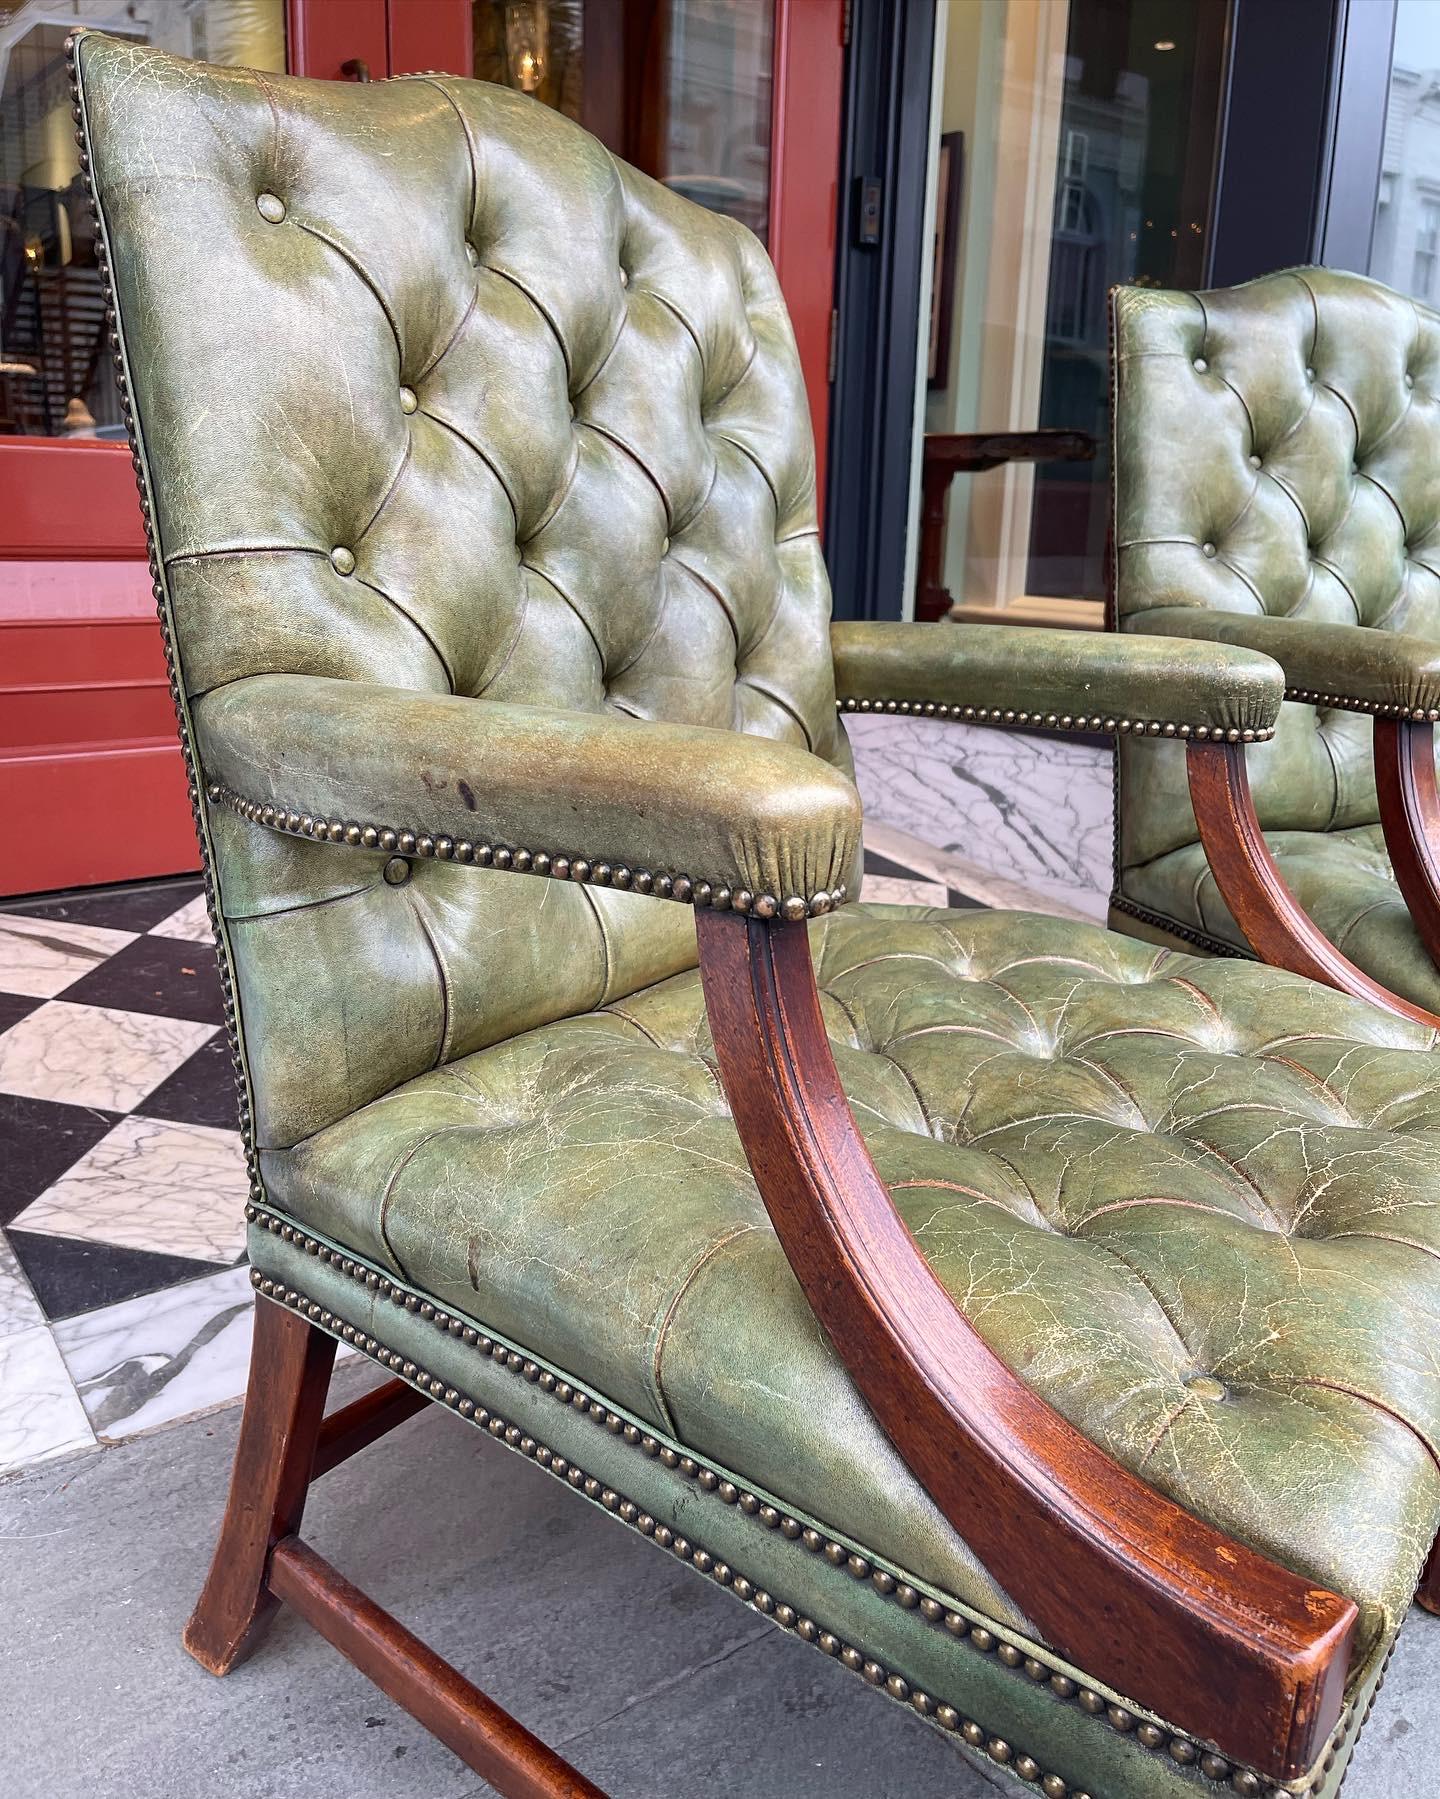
1105,891 -> 1251,962
66,29 -> 264,1217
1285,687 -> 1440,723
250,1262 -> 1093,1796
247,1206 -> 1357,1794
835,697 -> 1276,743
208,782 -> 849,920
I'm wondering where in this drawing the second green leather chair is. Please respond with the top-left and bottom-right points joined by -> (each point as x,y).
1111,266 -> 1440,1023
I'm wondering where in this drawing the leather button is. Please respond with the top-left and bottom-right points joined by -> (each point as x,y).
382,856 -> 412,886
619,268 -> 629,288
661,536 -> 671,555
1406,372 -> 1416,389
1201,541 -> 1217,558
399,386 -> 418,414
256,192 -> 286,223
465,241 -> 480,267
1192,356 -> 1207,373
1305,365 -> 1316,381
1248,454 -> 1262,469
1185,1375 -> 1228,1402
330,546 -> 356,576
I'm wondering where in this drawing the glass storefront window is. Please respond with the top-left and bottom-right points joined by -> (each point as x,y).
0,1 -> 285,440
923,0 -> 1228,611
472,0 -> 773,241
1370,0 -> 1440,305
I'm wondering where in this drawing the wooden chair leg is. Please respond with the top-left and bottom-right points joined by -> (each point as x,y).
1420,1536 -> 1440,1615
1375,717 -> 1440,972
183,1293 -> 337,1674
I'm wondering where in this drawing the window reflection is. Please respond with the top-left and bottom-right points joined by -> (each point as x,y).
0,1 -> 285,439
472,0 -> 773,241
1371,0 -> 1440,305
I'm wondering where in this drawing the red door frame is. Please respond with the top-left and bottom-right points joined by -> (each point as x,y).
3,0 -> 845,898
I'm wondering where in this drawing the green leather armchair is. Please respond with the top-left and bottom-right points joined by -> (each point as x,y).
72,34 -> 1440,1799
1111,267 -> 1440,1027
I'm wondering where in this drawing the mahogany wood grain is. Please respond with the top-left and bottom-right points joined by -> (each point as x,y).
695,906 -> 1355,1782
1420,1536 -> 1440,1616
183,1296 -> 336,1673
268,1537 -> 608,1798
312,1375 -> 430,1479
1187,739 -> 1440,1029
1374,718 -> 1440,971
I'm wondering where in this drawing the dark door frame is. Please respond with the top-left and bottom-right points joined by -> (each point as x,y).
823,0 -> 936,624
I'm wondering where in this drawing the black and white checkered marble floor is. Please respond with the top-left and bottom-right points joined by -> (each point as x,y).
0,834 -> 993,1477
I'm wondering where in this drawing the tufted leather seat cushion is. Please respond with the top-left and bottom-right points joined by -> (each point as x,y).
265,904 -> 1440,1650
1112,269 -> 1440,1000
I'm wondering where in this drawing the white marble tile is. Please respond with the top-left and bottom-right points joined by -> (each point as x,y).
148,894 -> 213,943
0,914 -> 136,999
0,1234 -> 45,1342
53,1265 -> 258,1441
863,821 -> 1097,921
849,715 -> 1114,922
857,874 -> 950,908
0,1000 -> 217,1110
0,1325 -> 97,1474
12,1114 -> 250,1263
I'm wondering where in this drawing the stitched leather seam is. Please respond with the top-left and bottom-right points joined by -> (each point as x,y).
421,403 -> 522,526
353,569 -> 459,692
712,426 -> 781,517
581,414 -> 675,523
410,894 -> 453,1069
413,76 -> 478,226
738,673 -> 817,754
649,1221 -> 766,1435
576,882 -> 613,1004
222,881 -> 378,926
356,432 -> 413,545
486,261 -> 573,383
415,270 -> 480,383
1287,1377 -> 1440,1476
296,219 -> 406,372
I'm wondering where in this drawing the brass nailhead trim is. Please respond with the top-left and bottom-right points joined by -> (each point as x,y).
244,1205 -> 1359,1793
835,697 -> 1275,744
67,31 -> 264,1217
207,782 -> 848,922
1106,890 -> 1251,962
1284,687 -> 1440,723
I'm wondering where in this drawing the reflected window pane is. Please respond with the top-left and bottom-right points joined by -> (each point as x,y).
473,0 -> 772,241
1370,0 -> 1440,305
0,2 -> 285,439
925,0 -> 1227,609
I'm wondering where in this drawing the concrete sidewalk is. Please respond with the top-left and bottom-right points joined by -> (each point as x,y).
4,1359 -> 1435,1797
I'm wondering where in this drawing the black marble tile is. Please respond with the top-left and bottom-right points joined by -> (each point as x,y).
0,991 -> 42,1035
945,887 -> 986,910
0,1095 -> 121,1226
863,849 -> 927,880
1,877 -> 203,934
134,1034 -> 241,1131
59,934 -> 225,1026
6,1228 -> 227,1321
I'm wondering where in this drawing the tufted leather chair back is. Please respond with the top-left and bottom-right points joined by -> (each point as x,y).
78,37 -> 849,1148
1112,267 -> 1440,870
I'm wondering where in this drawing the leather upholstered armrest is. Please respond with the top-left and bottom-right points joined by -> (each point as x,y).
830,619 -> 1283,741
1139,606 -> 1440,721
193,675 -> 861,921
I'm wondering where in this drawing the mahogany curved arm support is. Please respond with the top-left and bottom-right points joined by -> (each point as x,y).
695,907 -> 1355,1782
1186,741 -> 1440,1030
1374,719 -> 1440,973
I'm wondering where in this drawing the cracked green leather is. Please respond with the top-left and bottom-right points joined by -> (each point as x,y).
831,619 -> 1284,735
1139,607 -> 1440,716
256,1218 -> 1391,1799
196,672 -> 860,914
1112,269 -> 1440,1008
265,902 -> 1440,1677
77,36 -> 1440,1788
